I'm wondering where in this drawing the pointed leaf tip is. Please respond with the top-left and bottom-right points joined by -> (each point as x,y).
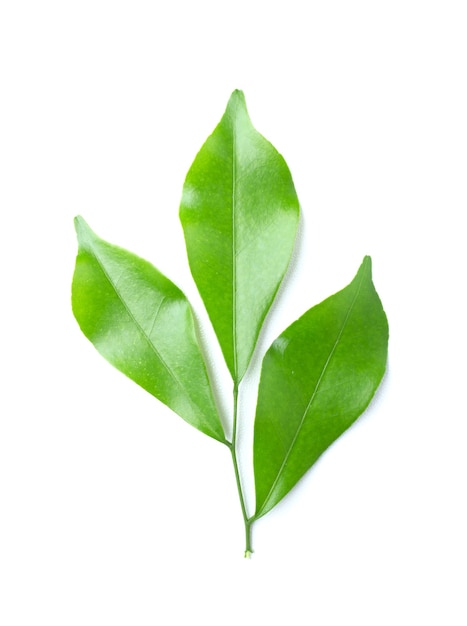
230,88 -> 245,100
362,254 -> 372,272
225,89 -> 247,118
74,215 -> 92,241
73,214 -> 83,232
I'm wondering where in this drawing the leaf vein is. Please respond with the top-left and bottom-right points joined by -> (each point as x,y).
146,295 -> 167,338
87,245 -> 203,418
231,111 -> 238,380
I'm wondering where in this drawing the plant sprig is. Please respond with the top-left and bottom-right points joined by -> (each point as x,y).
72,90 -> 388,556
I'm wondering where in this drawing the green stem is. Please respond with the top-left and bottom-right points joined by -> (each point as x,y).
229,382 -> 254,557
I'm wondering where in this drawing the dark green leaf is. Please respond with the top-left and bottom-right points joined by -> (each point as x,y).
253,256 -> 389,518
72,216 -> 226,443
179,90 -> 300,383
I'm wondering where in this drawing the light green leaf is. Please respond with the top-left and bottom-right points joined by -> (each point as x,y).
179,90 -> 300,383
253,256 -> 389,518
72,216 -> 226,443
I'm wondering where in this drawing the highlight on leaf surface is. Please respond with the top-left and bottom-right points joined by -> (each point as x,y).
253,256 -> 389,519
72,216 -> 225,443
180,90 -> 300,383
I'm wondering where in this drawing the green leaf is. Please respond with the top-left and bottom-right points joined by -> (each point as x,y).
179,90 -> 300,383
253,256 -> 389,518
72,216 -> 226,443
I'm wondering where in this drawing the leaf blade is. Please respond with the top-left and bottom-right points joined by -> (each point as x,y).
253,256 -> 389,518
180,90 -> 300,382
72,216 -> 226,443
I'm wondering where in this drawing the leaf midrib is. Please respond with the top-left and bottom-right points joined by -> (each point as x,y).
85,242 -> 207,421
256,270 -> 365,518
231,110 -> 238,381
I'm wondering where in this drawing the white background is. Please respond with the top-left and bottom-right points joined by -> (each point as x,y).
1,1 -> 466,624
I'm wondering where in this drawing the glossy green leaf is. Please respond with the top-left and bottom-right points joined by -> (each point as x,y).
179,90 -> 300,383
253,256 -> 389,518
72,216 -> 226,443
